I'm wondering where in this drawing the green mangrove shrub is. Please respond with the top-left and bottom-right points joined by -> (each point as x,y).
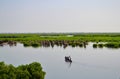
98,44 -> 104,48
93,44 -> 97,48
31,43 -> 40,47
79,43 -> 83,47
0,62 -> 46,79
23,43 -> 31,47
104,42 -> 120,48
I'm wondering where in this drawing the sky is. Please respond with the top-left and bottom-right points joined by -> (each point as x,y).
0,0 -> 120,33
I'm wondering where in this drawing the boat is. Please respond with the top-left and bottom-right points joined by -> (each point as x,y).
65,56 -> 72,62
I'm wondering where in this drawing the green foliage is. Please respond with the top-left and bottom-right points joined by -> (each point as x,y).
31,43 -> 40,48
98,44 -> 104,48
0,62 -> 46,79
104,42 -> 120,48
0,33 -> 120,42
79,43 -> 83,47
93,44 -> 97,48
23,43 -> 31,47
0,33 -> 120,48
93,42 -> 120,48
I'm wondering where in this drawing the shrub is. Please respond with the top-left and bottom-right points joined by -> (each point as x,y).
104,42 -> 119,48
79,43 -> 83,47
23,43 -> 31,47
98,44 -> 104,48
93,44 -> 97,48
0,62 -> 46,79
31,43 -> 39,47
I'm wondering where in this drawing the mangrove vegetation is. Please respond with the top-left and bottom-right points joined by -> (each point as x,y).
0,33 -> 120,48
0,62 -> 46,79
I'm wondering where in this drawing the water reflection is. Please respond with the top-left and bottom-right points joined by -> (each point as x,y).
65,61 -> 72,68
0,41 -> 17,47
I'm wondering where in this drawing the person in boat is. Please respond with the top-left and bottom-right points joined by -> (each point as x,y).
65,56 -> 72,62
68,56 -> 71,60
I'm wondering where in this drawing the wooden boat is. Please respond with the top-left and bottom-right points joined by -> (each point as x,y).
65,56 -> 72,62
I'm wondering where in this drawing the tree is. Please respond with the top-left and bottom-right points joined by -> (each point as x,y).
0,62 -> 46,79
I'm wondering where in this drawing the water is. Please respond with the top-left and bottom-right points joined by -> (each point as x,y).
0,43 -> 120,79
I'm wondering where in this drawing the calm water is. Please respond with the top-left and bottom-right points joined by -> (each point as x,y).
0,43 -> 120,79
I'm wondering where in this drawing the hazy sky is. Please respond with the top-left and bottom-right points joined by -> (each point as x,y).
0,0 -> 120,33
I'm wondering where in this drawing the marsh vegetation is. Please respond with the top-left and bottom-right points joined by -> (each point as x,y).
0,33 -> 120,48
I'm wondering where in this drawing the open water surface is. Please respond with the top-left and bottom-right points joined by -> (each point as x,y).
0,43 -> 120,79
